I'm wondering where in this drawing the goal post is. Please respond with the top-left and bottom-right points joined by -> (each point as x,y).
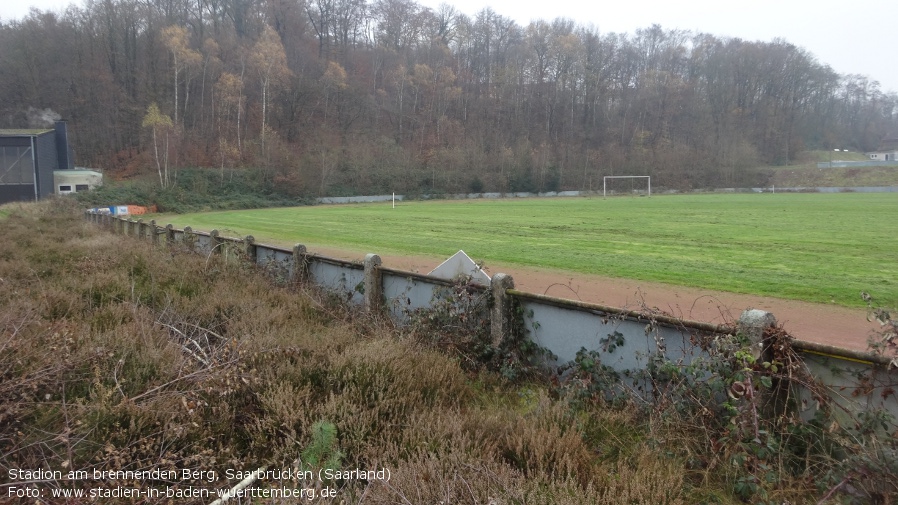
603,176 -> 651,198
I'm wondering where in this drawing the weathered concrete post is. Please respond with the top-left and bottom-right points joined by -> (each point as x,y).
737,309 -> 782,417
491,273 -> 515,347
165,224 -> 175,244
738,309 -> 777,362
150,220 -> 159,245
137,219 -> 145,239
243,236 -> 256,264
292,244 -> 310,283
363,254 -> 383,313
184,226 -> 194,250
210,230 -> 223,254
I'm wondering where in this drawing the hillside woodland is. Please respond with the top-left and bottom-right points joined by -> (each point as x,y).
2,0 -> 897,196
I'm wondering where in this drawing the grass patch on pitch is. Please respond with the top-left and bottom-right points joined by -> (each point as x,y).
160,193 -> 897,308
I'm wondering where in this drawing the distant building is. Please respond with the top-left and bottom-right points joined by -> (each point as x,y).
865,134 -> 898,162
0,120 -> 101,205
54,169 -> 103,195
865,150 -> 898,161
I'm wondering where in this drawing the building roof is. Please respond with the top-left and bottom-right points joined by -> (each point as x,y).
0,129 -> 54,136
53,169 -> 103,176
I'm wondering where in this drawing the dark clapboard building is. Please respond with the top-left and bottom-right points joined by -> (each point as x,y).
0,120 -> 76,204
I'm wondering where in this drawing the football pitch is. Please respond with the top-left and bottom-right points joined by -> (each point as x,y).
161,193 -> 897,309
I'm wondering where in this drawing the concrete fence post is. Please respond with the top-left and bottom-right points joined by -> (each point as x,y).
292,244 -> 310,283
491,273 -> 515,347
137,219 -> 145,239
737,309 -> 783,416
150,220 -> 159,245
210,230 -> 223,254
363,254 -> 383,313
165,224 -> 175,244
244,236 -> 256,263
737,309 -> 777,363
184,226 -> 194,250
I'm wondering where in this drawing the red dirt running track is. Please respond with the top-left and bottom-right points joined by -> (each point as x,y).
309,246 -> 880,353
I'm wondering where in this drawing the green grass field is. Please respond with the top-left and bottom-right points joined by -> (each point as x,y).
160,193 -> 898,308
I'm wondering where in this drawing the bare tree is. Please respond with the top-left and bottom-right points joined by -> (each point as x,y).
250,25 -> 291,149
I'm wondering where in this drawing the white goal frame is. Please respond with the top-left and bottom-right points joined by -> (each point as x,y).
603,176 -> 651,198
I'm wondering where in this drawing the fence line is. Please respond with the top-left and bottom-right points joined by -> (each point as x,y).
86,211 -> 898,425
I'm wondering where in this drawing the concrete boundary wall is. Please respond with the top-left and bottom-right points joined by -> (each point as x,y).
314,186 -> 898,205
87,211 -> 898,425
816,160 -> 898,168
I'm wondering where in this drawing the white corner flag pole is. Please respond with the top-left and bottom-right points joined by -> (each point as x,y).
392,193 -> 395,208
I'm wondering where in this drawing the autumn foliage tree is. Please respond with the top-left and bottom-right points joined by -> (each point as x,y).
251,25 -> 291,152
0,0 -> 895,196
161,25 -> 202,126
141,103 -> 174,187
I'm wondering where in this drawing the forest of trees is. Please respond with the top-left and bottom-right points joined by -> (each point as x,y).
2,0 -> 897,196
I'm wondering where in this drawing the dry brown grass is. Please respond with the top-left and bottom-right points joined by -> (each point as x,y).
0,199 -> 738,503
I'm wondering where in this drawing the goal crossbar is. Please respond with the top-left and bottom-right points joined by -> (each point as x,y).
603,176 -> 651,198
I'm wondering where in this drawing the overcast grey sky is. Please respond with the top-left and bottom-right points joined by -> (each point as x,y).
2,0 -> 895,93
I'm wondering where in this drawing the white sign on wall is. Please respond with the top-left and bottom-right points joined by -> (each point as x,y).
428,250 -> 491,285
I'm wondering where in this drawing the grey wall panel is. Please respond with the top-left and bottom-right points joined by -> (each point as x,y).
309,261 -> 365,305
383,272 -> 444,320
519,298 -> 704,371
255,246 -> 294,279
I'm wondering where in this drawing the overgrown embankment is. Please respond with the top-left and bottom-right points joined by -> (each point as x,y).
75,167 -> 310,213
0,199 -> 693,503
2,199 -> 895,504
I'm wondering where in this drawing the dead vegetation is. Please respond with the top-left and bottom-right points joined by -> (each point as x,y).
1,199 -> 895,504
